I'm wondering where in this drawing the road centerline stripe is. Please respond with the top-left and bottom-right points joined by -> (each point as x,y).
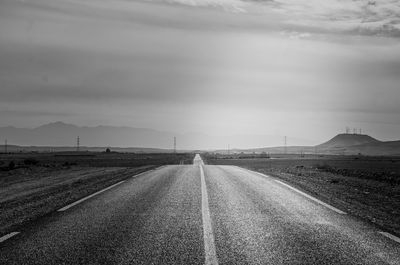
200,164 -> 219,265
57,180 -> 125,212
274,179 -> 346,214
0,232 -> 20,243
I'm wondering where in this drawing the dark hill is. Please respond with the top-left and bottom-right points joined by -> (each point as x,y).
232,133 -> 400,156
318,134 -> 380,148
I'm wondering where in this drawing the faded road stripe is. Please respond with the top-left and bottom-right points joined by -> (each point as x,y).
234,166 -> 270,179
0,232 -> 20,243
200,164 -> 219,265
236,166 -> 345,214
58,168 -> 159,212
274,179 -> 346,215
379,232 -> 400,244
57,180 -> 125,212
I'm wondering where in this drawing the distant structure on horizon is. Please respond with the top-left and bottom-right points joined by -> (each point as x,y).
345,127 -> 363,135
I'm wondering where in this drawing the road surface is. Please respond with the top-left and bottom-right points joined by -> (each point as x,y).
0,155 -> 399,264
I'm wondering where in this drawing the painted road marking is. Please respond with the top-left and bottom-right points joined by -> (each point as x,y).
274,179 -> 347,215
0,232 -> 20,243
132,166 -> 165,179
379,232 -> 400,244
131,169 -> 154,178
193,154 -> 204,166
200,164 -> 219,265
234,166 -> 270,178
236,166 -> 345,214
237,166 -> 345,214
58,180 -> 125,212
58,168 -> 159,212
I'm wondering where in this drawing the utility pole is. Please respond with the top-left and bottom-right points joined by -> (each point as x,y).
284,136 -> 287,155
228,144 -> 230,155
76,136 -> 80,152
173,136 -> 176,154
5,139 -> 7,154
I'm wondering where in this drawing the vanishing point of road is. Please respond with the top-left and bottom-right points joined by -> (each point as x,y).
0,155 -> 399,264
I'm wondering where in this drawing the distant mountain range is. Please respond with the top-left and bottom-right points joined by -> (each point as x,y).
0,122 -> 312,151
0,122 -> 399,155
0,122 -> 176,150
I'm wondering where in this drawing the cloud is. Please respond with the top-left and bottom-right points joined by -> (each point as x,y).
264,0 -> 400,36
155,0 -> 400,36
163,0 -> 247,12
1,0 -> 400,141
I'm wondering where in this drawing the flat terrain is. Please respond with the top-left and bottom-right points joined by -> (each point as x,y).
204,154 -> 400,237
0,152 -> 194,168
0,156 -> 399,264
0,152 -> 194,236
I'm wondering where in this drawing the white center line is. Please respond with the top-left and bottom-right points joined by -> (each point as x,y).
379,232 -> 400,244
274,179 -> 347,215
0,232 -> 20,243
57,180 -> 125,212
200,164 -> 219,265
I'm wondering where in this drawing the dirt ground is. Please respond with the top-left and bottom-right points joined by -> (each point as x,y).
0,152 -> 194,168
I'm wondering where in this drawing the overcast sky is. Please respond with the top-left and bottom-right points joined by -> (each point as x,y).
1,0 -> 400,146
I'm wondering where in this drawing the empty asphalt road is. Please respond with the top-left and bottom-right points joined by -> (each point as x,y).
0,155 -> 399,264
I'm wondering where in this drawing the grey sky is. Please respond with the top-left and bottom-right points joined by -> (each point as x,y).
1,0 -> 400,147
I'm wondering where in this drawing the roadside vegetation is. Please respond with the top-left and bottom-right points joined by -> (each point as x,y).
203,153 -> 400,236
0,152 -> 195,236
